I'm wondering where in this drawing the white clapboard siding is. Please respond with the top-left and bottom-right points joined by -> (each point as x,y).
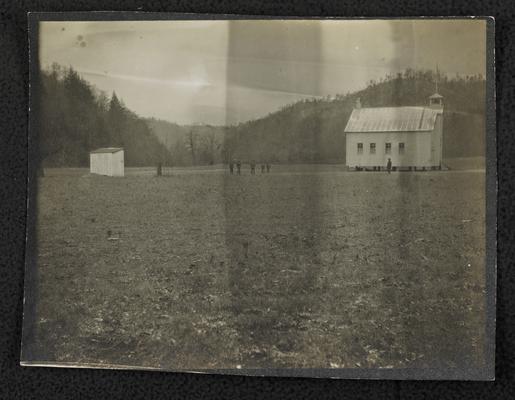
89,148 -> 124,177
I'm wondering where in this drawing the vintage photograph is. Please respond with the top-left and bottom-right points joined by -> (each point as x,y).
22,16 -> 494,379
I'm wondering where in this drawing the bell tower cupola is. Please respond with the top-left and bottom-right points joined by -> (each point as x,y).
429,92 -> 444,110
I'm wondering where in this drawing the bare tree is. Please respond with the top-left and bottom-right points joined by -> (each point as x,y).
185,130 -> 198,165
201,130 -> 220,165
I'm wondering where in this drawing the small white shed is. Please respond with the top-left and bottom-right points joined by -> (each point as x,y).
89,148 -> 124,177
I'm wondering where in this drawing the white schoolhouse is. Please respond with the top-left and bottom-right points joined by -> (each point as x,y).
345,93 -> 444,170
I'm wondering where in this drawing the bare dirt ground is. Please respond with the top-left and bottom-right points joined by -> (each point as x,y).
27,165 -> 486,370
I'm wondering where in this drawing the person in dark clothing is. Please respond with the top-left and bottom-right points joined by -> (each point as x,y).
229,161 -> 234,174
261,164 -> 265,173
236,160 -> 241,175
266,163 -> 271,173
250,160 -> 256,175
386,158 -> 392,174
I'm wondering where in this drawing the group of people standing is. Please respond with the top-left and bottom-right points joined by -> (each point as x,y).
229,160 -> 271,175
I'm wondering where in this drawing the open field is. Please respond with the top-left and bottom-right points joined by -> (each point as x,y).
28,166 -> 486,370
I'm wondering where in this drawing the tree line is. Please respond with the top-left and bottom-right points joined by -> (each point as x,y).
37,66 -> 486,168
145,118 -> 225,167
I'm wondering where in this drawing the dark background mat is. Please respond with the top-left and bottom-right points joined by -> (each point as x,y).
1,1 -> 513,398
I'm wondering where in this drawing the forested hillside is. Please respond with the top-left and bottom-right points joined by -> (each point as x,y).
37,64 -> 172,167
221,69 -> 486,163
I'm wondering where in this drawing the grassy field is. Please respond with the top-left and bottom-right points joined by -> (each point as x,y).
29,165 -> 486,370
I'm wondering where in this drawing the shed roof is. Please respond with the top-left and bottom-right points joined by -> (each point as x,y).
90,147 -> 123,154
344,106 -> 439,133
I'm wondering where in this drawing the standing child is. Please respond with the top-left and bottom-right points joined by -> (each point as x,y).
386,158 -> 392,174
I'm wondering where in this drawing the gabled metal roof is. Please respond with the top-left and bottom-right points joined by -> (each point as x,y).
90,147 -> 124,154
344,106 -> 439,133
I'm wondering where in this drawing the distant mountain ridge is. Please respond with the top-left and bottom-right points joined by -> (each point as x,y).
145,119 -> 226,166
148,69 -> 485,165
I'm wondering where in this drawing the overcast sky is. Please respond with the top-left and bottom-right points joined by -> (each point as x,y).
39,19 -> 486,125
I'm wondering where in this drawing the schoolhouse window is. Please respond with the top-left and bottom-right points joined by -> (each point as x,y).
399,142 -> 405,154
357,143 -> 363,154
385,143 -> 392,154
370,143 -> 376,154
